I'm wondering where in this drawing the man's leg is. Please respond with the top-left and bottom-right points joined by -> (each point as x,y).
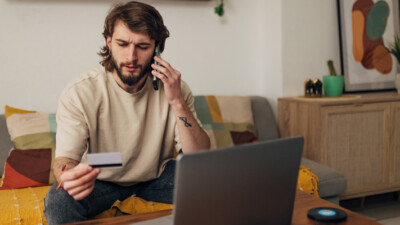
136,160 -> 176,204
44,180 -> 133,224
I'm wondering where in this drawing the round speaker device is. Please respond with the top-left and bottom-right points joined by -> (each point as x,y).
307,207 -> 347,222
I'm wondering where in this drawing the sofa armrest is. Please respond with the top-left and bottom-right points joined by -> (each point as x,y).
0,115 -> 13,176
301,157 -> 347,200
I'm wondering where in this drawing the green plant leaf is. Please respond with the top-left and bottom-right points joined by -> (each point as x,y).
327,60 -> 337,76
214,3 -> 224,17
387,34 -> 400,64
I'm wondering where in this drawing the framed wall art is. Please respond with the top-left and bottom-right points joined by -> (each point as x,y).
337,0 -> 399,92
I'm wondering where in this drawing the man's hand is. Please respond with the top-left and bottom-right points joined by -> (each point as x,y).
151,56 -> 185,106
59,163 -> 101,200
151,56 -> 210,153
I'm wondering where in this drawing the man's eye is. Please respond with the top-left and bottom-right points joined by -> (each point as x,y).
118,43 -> 128,47
138,46 -> 149,50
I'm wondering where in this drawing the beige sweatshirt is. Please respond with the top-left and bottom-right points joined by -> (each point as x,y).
55,65 -> 197,186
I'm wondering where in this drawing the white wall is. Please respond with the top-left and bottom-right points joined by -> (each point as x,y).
0,0 -> 340,115
281,0 -> 341,97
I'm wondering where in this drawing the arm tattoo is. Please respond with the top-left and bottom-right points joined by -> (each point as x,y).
178,116 -> 192,127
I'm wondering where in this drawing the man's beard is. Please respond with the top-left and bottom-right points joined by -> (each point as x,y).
111,54 -> 152,86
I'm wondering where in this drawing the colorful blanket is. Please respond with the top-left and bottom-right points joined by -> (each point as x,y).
194,95 -> 258,148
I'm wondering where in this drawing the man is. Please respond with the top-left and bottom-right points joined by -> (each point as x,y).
44,1 -> 210,224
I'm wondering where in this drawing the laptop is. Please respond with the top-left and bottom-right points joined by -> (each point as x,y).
134,137 -> 304,225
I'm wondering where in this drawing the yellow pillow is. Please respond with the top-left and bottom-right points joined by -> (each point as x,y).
297,166 -> 319,197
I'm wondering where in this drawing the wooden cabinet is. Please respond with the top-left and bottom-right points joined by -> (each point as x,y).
278,92 -> 400,199
392,102 -> 400,186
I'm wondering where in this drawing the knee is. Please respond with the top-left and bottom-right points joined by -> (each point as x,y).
44,184 -> 85,224
44,184 -> 67,211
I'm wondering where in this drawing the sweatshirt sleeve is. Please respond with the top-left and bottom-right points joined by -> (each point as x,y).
55,87 -> 89,161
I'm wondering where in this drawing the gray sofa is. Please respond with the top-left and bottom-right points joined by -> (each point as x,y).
0,96 -> 346,204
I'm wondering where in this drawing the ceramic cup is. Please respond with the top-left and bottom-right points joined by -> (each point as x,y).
323,76 -> 344,97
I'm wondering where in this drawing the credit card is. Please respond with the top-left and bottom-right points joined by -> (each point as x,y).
87,152 -> 122,169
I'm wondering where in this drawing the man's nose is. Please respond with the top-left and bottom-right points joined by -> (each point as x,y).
126,45 -> 138,62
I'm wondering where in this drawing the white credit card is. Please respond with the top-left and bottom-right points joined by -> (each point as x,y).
87,152 -> 122,169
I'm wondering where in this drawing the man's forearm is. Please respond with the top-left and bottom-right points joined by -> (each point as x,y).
172,101 -> 210,153
53,157 -> 79,183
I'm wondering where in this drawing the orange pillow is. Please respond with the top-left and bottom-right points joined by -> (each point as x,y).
0,106 -> 56,189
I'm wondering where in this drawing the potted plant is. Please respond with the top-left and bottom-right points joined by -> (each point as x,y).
323,60 -> 344,97
386,34 -> 400,94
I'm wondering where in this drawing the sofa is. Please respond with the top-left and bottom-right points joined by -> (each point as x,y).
0,95 -> 347,224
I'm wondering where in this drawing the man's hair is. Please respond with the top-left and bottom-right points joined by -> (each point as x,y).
98,1 -> 170,72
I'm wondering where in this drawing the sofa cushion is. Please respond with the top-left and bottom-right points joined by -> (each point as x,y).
0,178 -> 49,224
0,106 -> 57,189
194,95 -> 258,149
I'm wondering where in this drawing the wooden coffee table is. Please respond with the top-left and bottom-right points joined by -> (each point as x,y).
68,190 -> 380,225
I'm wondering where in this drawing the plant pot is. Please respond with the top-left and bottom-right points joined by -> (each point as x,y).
395,73 -> 400,94
323,76 -> 344,97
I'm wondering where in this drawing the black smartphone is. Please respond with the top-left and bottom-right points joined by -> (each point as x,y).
152,45 -> 161,91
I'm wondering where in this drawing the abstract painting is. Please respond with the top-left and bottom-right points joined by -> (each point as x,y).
338,0 -> 399,92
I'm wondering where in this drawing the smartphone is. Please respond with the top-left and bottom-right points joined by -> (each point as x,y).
152,45 -> 161,91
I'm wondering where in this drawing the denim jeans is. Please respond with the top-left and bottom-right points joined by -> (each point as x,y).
44,160 -> 175,225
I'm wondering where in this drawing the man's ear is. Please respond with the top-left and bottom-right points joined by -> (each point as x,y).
106,36 -> 112,49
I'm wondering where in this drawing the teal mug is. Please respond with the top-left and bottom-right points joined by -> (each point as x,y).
323,76 -> 344,97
